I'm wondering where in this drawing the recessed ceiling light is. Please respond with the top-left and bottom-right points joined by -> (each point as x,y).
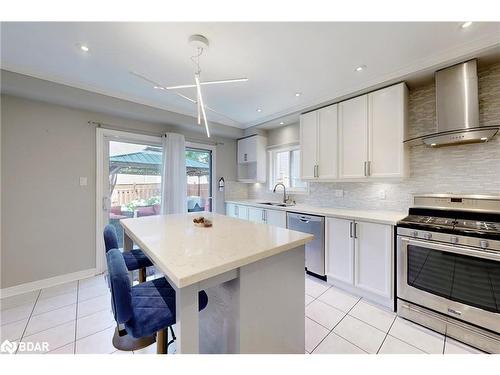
355,65 -> 366,72
153,86 -> 165,90
279,121 -> 284,125
295,92 -> 302,97
257,109 -> 262,113
430,143 -> 437,147
80,45 -> 90,52
461,21 -> 473,29
480,137 -> 488,141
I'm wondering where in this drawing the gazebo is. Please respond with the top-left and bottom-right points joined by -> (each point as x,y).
109,146 -> 209,196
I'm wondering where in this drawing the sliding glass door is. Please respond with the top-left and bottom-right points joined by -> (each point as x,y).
186,144 -> 214,213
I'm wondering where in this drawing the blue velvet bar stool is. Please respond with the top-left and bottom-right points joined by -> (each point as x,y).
106,248 -> 209,353
103,224 -> 153,283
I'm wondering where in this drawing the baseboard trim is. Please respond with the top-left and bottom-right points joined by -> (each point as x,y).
0,268 -> 98,299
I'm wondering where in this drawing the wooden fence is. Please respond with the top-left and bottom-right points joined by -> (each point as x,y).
112,183 -> 209,206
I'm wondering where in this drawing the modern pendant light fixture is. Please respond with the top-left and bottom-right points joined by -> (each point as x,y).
131,34 -> 248,138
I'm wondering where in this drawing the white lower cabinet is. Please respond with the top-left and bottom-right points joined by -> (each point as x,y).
265,209 -> 286,228
326,217 -> 393,305
225,204 -> 286,228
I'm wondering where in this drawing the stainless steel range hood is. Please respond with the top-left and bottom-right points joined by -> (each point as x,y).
410,60 -> 498,147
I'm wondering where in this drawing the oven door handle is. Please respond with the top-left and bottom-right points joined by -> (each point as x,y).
401,238 -> 500,262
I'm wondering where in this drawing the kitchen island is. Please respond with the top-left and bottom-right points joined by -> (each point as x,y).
120,213 -> 313,354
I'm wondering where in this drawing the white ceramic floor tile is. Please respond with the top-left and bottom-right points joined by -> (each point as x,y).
313,332 -> 366,354
0,318 -> 28,341
39,282 -> 77,300
389,317 -> 445,354
305,295 -> 315,306
305,317 -> 329,353
349,300 -> 396,332
25,304 -> 76,336
47,343 -> 75,354
75,326 -> 116,354
1,303 -> 36,325
306,300 -> 346,330
378,335 -> 425,354
305,276 -> 330,298
76,309 -> 115,339
333,315 -> 386,354
20,320 -> 75,354
317,286 -> 360,313
78,284 -> 110,302
77,294 -> 111,318
79,275 -> 107,290
32,292 -> 77,316
444,337 -> 484,354
0,291 -> 39,311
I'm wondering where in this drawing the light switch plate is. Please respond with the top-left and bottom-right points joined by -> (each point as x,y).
79,177 -> 88,186
334,189 -> 344,198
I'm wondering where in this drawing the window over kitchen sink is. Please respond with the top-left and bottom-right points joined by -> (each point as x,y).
269,144 -> 308,193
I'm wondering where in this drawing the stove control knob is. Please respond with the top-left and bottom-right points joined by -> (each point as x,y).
424,232 -> 432,240
450,236 -> 459,244
412,231 -> 418,238
480,240 -> 489,249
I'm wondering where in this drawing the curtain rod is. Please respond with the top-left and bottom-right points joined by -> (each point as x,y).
87,121 -> 224,146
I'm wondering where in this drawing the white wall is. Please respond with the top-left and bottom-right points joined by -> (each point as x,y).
1,95 -> 238,288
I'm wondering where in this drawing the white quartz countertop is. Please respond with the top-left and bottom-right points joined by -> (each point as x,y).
225,199 -> 407,225
120,213 -> 313,288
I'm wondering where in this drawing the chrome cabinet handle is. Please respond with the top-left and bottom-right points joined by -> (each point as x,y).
354,222 -> 358,238
366,161 -> 371,176
349,222 -> 353,238
363,161 -> 367,177
313,164 -> 319,178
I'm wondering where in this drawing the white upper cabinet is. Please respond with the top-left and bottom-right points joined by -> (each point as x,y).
237,135 -> 267,183
368,83 -> 408,178
339,95 -> 368,179
299,111 -> 318,180
300,104 -> 338,180
317,105 -> 338,179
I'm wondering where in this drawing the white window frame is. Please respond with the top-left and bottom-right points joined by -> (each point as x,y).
268,144 -> 308,194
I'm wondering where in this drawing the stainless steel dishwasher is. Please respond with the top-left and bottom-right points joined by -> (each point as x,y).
287,212 -> 325,279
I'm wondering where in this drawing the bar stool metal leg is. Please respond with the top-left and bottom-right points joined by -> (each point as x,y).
138,267 -> 146,283
157,328 -> 168,354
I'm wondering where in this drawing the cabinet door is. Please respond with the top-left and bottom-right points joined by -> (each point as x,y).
247,207 -> 264,223
265,209 -> 287,228
226,203 -> 237,218
354,221 -> 393,299
299,111 -> 318,180
238,136 -> 257,164
317,104 -> 338,179
237,205 -> 249,220
368,83 -> 406,178
326,217 -> 354,284
339,95 -> 368,179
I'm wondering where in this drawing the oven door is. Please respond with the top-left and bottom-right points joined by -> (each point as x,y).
397,236 -> 500,334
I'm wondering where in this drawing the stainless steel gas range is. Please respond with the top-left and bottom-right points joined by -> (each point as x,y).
397,194 -> 500,353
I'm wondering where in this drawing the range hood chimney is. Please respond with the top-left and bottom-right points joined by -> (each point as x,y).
420,60 -> 498,147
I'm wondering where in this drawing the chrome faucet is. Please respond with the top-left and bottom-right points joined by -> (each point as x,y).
273,183 -> 288,204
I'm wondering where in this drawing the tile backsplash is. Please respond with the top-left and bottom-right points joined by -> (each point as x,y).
228,62 -> 500,212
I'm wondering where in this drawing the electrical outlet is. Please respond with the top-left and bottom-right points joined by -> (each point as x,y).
79,177 -> 88,186
379,190 -> 386,200
334,189 -> 344,198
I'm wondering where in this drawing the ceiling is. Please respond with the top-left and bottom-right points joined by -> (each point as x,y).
1,22 -> 500,129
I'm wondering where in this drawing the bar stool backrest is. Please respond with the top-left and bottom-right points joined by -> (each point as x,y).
106,249 -> 133,324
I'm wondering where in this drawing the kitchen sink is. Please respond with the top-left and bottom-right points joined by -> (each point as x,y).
258,202 -> 294,207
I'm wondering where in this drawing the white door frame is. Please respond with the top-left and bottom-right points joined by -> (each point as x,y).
185,141 -> 217,213
95,128 -> 162,274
